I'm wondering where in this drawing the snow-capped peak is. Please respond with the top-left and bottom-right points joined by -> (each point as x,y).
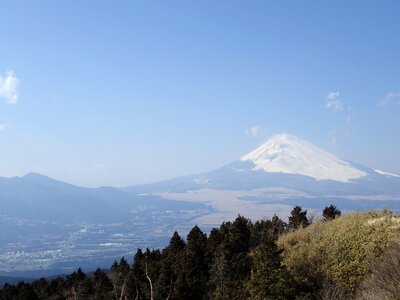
241,133 -> 367,182
374,169 -> 400,178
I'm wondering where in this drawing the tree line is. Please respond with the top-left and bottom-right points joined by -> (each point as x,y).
0,205 -> 342,300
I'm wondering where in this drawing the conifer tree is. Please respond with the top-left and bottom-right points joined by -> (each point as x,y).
31,277 -> 51,299
271,214 -> 288,236
111,257 -> 131,299
48,277 -> 67,299
66,268 -> 92,299
175,225 -> 208,300
288,206 -> 309,230
251,219 -> 274,248
92,268 -> 113,300
157,231 -> 186,299
207,227 -> 222,254
248,231 -> 294,300
209,216 -> 251,299
15,282 -> 39,300
132,248 -> 147,299
1,283 -> 15,299
323,205 -> 341,221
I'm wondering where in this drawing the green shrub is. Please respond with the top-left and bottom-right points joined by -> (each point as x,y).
278,210 -> 400,296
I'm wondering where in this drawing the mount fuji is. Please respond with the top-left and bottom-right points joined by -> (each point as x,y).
124,133 -> 400,223
125,133 -> 400,195
241,133 -> 366,182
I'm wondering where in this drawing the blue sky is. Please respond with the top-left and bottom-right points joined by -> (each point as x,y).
0,1 -> 399,187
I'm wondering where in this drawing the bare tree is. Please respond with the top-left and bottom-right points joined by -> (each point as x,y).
145,255 -> 154,300
166,276 -> 173,300
119,275 -> 128,300
357,243 -> 400,299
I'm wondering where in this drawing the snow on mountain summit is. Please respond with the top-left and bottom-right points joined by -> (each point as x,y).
374,169 -> 400,178
241,133 -> 367,182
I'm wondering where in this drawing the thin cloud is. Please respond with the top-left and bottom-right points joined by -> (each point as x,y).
344,115 -> 352,137
325,92 -> 351,141
245,126 -> 261,138
0,71 -> 19,104
378,92 -> 400,107
325,92 -> 343,110
329,130 -> 338,145
0,123 -> 8,131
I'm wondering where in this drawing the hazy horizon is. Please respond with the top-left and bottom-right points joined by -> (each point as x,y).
1,133 -> 400,188
1,1 -> 399,187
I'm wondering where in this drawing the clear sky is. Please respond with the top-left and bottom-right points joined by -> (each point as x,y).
0,1 -> 399,187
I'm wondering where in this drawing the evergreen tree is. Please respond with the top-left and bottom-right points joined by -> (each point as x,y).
118,256 -> 130,274
92,268 -> 113,300
208,227 -> 222,254
111,256 -> 131,299
131,248 -> 162,300
288,206 -> 309,230
247,231 -> 294,300
31,277 -> 51,299
209,251 -> 230,300
132,248 -> 147,299
175,225 -> 208,300
323,205 -> 341,221
0,283 -> 17,299
144,248 -> 162,300
209,216 -> 251,299
48,277 -> 67,299
157,231 -> 186,299
271,214 -> 288,236
66,268 -> 92,299
15,282 -> 39,300
251,219 -> 274,248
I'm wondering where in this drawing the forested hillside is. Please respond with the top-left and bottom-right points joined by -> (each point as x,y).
1,207 -> 400,300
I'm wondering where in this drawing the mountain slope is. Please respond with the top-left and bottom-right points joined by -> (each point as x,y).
0,173 -> 212,274
241,133 -> 366,182
0,173 -> 136,222
0,173 -> 208,222
123,134 -> 400,196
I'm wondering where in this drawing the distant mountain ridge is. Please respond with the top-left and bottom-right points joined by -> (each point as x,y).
0,172 -> 211,276
0,172 -> 137,222
2,134 -> 399,197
